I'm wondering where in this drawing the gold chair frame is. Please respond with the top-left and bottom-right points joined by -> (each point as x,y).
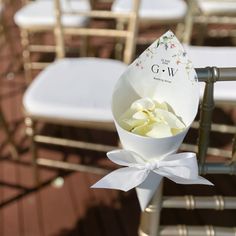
24,0 -> 140,184
139,66 -> 236,236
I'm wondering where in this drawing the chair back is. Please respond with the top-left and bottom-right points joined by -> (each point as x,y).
53,0 -> 140,64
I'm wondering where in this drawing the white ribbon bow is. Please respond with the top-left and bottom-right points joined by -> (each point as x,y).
92,150 -> 213,191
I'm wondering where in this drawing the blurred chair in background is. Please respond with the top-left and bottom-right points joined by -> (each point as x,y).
183,0 -> 236,45
14,0 -> 91,83
23,0 -> 140,185
111,0 -> 187,58
139,66 -> 236,236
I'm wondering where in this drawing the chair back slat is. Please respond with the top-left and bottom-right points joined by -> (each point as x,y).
54,0 -> 139,64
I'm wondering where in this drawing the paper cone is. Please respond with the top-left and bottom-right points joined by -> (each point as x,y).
112,31 -> 199,209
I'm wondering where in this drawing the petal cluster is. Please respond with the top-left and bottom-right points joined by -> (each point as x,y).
119,98 -> 185,138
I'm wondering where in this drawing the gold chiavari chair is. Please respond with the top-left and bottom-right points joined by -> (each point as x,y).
14,0 -> 91,83
183,0 -> 236,46
139,66 -> 236,236
23,0 -> 140,185
111,0 -> 187,58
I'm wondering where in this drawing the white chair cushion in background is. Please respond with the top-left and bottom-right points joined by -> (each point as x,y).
14,0 -> 90,27
23,58 -> 127,122
185,45 -> 236,102
197,0 -> 236,15
112,0 -> 187,20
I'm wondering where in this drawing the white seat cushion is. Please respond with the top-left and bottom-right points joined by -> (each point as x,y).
184,45 -> 236,102
14,0 -> 90,27
23,58 -> 127,122
112,0 -> 187,20
197,0 -> 236,15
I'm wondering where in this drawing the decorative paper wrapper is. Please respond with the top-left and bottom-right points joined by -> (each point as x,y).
91,31 -> 213,211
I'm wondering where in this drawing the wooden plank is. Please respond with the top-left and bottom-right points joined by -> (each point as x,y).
89,174 -> 124,236
39,176 -> 77,236
21,193 -> 42,236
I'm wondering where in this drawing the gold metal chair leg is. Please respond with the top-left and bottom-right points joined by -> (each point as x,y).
175,22 -> 185,42
20,29 -> 32,84
196,23 -> 208,45
115,19 -> 125,60
0,21 -> 5,44
25,117 -> 40,187
139,180 -> 163,236
0,109 -> 18,160
80,35 -> 88,57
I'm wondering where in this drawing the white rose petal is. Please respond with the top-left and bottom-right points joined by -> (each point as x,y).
131,97 -> 155,111
131,123 -> 152,136
154,109 -> 185,129
121,118 -> 147,131
146,123 -> 172,138
155,101 -> 169,111
132,110 -> 150,120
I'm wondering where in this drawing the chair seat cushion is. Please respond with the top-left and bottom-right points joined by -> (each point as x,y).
23,58 -> 127,122
185,45 -> 236,102
14,0 -> 90,27
197,0 -> 236,15
112,0 -> 187,20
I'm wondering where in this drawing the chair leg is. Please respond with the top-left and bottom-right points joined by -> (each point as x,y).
139,180 -> 163,236
0,109 -> 18,160
80,35 -> 88,57
0,20 -> 5,45
195,23 -> 208,45
25,117 -> 40,188
115,20 -> 125,60
20,29 -> 32,84
175,22 -> 185,42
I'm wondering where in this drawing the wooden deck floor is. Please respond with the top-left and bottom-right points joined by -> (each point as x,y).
0,1 -> 236,236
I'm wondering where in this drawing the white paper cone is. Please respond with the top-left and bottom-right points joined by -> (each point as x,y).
111,31 -> 199,209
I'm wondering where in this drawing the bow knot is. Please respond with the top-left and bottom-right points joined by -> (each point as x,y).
144,161 -> 159,171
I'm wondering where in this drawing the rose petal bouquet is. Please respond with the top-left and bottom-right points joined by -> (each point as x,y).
92,31 -> 213,211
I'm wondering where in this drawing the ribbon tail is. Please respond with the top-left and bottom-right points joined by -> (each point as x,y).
167,175 -> 214,186
91,167 -> 149,192
136,172 -> 163,211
